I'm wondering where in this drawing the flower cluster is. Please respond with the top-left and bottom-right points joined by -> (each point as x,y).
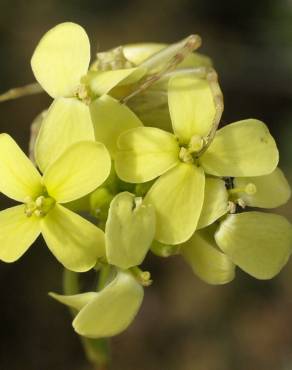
0,22 -> 291,340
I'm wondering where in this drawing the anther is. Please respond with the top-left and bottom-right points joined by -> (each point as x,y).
179,147 -> 193,164
188,135 -> 204,153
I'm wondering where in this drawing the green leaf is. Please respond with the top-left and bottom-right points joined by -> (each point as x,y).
41,204 -> 105,272
115,127 -> 180,183
234,167 -> 291,208
105,192 -> 156,269
215,212 -> 292,279
181,226 -> 235,285
200,119 -> 279,177
145,163 -> 205,244
35,97 -> 94,172
73,270 -> 144,338
31,22 -> 90,98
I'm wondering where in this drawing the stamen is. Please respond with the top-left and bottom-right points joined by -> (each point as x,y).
237,198 -> 246,208
24,195 -> 55,218
134,197 -> 143,209
179,147 -> 193,164
227,201 -> 236,214
188,135 -> 204,153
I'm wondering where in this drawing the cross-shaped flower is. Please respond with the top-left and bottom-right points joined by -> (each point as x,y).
0,134 -> 111,271
115,73 -> 279,244
31,22 -> 145,171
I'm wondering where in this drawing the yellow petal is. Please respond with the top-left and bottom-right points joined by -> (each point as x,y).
123,43 -> 212,68
115,127 -> 180,183
123,43 -> 166,65
234,167 -> 291,208
49,292 -> 98,311
181,227 -> 235,285
41,204 -> 105,272
139,35 -> 201,74
0,134 -> 42,202
0,205 -> 41,262
215,212 -> 292,279
168,75 -> 217,144
105,192 -> 156,269
90,95 -> 142,158
85,67 -> 146,96
144,163 -> 205,244
31,22 -> 90,98
35,97 -> 95,172
43,141 -> 111,203
200,119 -> 279,177
73,270 -> 144,338
197,177 -> 229,229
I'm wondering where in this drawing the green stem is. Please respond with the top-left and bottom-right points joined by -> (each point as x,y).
63,269 -> 111,370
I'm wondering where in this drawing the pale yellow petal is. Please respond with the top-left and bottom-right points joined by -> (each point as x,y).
123,43 -> 212,68
168,75 -> 217,144
73,270 -> 144,338
0,134 -> 42,202
31,22 -> 90,98
215,212 -> 292,279
115,127 -> 180,183
234,167 -> 291,208
41,204 -> 105,272
181,227 -> 235,284
85,67 -> 146,96
200,119 -> 279,177
43,141 -> 111,203
90,95 -> 142,158
35,97 -> 94,172
105,192 -> 156,269
49,292 -> 97,311
144,163 -> 205,244
123,43 -> 166,65
0,205 -> 41,262
197,177 -> 229,229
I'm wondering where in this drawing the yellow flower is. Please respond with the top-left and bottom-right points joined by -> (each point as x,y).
0,134 -> 111,272
31,22 -> 145,171
182,211 -> 292,283
115,73 -> 279,244
50,270 -> 144,338
181,168 -> 292,283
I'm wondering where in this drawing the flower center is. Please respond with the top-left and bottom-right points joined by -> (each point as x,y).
179,135 -> 205,164
228,182 -> 257,209
24,195 -> 55,218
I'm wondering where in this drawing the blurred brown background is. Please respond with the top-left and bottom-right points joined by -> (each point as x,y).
1,0 -> 292,369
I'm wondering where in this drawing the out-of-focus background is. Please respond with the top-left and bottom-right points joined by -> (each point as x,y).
1,1 -> 292,369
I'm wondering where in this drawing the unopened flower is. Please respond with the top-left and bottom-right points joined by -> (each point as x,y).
0,134 -> 111,271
